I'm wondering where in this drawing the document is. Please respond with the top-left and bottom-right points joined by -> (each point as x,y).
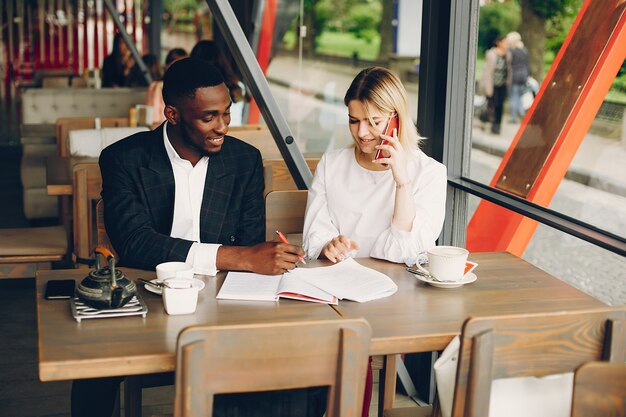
288,258 -> 398,302
216,271 -> 338,304
217,258 -> 397,304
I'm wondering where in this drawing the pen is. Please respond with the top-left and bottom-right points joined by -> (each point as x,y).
275,230 -> 307,264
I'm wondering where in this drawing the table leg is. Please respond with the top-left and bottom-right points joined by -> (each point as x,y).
377,354 -> 398,416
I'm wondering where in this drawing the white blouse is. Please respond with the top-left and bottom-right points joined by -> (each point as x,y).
303,147 -> 447,264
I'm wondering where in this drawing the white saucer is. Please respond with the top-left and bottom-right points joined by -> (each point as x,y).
143,278 -> 205,295
413,272 -> 477,289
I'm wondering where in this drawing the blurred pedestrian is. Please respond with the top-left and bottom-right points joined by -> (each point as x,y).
506,31 -> 531,123
479,35 -> 508,134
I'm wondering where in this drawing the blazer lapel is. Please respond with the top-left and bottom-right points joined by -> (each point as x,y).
140,127 -> 176,235
200,145 -> 235,243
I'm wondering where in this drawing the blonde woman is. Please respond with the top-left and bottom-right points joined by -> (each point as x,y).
303,67 -> 447,265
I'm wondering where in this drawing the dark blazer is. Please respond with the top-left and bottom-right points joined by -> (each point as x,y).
99,124 -> 265,270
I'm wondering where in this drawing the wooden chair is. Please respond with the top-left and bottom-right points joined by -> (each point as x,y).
385,307 -> 626,417
57,117 -> 128,157
263,157 -> 320,196
72,163 -> 102,266
172,318 -> 371,417
265,190 -> 308,243
571,361 -> 626,417
228,124 -> 282,159
452,307 -> 625,417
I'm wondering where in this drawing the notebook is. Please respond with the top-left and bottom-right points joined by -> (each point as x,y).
217,258 -> 398,304
217,271 -> 338,304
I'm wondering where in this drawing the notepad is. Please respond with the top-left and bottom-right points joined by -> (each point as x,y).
217,258 -> 398,304
216,271 -> 338,304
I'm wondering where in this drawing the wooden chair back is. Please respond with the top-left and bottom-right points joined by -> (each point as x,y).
226,124 -> 280,159
57,117 -> 128,157
263,158 -> 320,196
72,163 -> 102,265
265,190 -> 308,242
452,307 -> 626,417
570,361 -> 626,417
174,318 -> 372,417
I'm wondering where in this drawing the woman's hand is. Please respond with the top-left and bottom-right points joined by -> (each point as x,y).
321,235 -> 360,263
373,128 -> 411,187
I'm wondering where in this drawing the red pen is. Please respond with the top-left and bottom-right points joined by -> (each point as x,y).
275,230 -> 306,264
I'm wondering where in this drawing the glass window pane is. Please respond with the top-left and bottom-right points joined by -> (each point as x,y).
467,195 -> 626,306
468,1 -> 626,239
266,0 -> 421,155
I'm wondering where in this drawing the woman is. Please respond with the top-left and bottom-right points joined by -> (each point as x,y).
479,35 -> 508,134
101,33 -> 147,88
303,66 -> 446,266
146,47 -> 188,125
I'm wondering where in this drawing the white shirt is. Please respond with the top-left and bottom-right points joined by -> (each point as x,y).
163,124 -> 220,275
303,147 -> 447,264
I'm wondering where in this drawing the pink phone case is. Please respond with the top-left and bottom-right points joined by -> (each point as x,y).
375,116 -> 398,160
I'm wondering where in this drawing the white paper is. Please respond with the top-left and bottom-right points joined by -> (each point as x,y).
278,273 -> 337,304
288,258 -> 398,302
216,272 -> 281,301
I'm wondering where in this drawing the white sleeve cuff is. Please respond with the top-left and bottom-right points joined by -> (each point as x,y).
185,243 -> 222,276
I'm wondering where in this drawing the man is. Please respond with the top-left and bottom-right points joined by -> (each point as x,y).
100,57 -> 302,275
72,58 -> 309,417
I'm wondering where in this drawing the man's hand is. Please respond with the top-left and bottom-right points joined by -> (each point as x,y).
217,242 -> 304,276
321,235 -> 360,263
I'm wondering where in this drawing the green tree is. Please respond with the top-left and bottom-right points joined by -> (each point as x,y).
478,2 -> 520,54
345,2 -> 382,43
520,0 -> 582,81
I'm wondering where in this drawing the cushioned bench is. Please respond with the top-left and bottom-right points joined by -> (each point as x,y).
20,88 -> 147,219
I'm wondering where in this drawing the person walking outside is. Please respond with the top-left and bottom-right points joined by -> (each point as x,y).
479,35 -> 508,134
506,31 -> 531,123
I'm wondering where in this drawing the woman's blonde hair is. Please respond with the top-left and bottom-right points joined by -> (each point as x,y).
344,66 -> 422,151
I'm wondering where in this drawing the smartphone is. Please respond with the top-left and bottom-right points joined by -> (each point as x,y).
375,115 -> 399,160
44,280 -> 76,300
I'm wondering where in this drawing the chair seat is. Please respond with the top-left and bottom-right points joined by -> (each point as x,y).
384,406 -> 433,417
0,226 -> 67,260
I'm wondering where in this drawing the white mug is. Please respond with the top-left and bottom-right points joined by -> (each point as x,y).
162,279 -> 198,315
156,262 -> 194,281
427,246 -> 469,282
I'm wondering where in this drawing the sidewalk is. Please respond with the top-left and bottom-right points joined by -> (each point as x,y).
267,55 -> 626,197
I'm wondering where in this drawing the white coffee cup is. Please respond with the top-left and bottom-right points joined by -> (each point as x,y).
156,262 -> 194,281
162,279 -> 199,315
427,246 -> 469,282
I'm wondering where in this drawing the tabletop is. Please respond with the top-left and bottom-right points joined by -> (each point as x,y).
330,252 -> 607,355
36,268 -> 340,381
36,252 -> 607,382
46,155 -> 98,196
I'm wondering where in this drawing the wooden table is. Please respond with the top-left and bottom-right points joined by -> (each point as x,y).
36,252 -> 607,413
330,252 -> 607,413
46,156 -> 98,196
36,268 -> 340,382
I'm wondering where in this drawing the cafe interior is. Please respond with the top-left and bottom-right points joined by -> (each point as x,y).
0,0 -> 624,416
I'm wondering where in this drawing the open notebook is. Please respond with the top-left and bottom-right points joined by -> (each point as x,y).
217,258 -> 398,304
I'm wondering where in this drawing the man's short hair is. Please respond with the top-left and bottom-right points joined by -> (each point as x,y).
162,57 -> 225,106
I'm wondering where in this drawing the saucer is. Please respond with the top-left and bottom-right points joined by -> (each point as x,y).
143,278 -> 205,295
413,272 -> 477,289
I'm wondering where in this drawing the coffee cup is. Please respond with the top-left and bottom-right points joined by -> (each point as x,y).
156,262 -> 194,281
427,246 -> 469,282
162,279 -> 198,315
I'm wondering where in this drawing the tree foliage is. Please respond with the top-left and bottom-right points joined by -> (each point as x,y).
477,2 -> 520,54
527,0 -> 579,19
